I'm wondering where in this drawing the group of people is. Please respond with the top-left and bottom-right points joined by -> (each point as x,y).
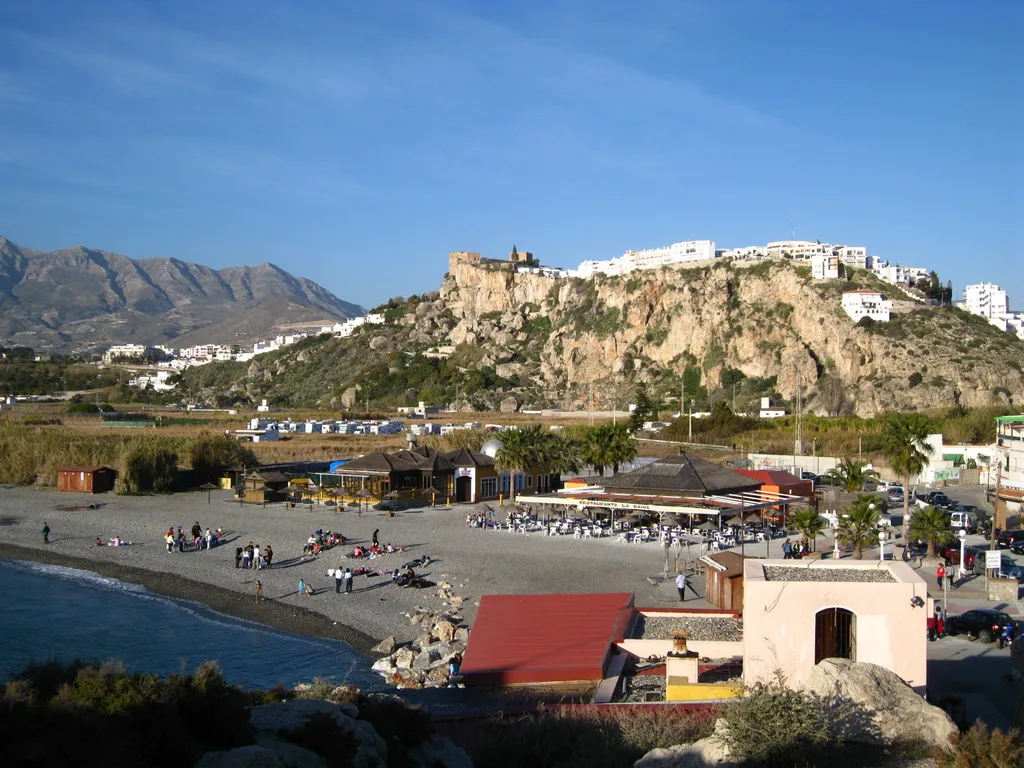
781,539 -> 809,559
465,511 -> 496,529
165,523 -> 221,553
236,541 -> 273,570
303,529 -> 346,556
96,536 -> 128,547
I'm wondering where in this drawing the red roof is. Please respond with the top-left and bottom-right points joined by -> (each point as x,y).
460,593 -> 635,686
735,469 -> 809,489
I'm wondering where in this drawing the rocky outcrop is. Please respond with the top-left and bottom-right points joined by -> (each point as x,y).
802,658 -> 957,748
372,596 -> 470,689
440,254 -> 1024,416
198,697 -> 475,768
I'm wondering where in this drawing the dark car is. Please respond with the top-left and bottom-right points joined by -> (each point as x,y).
997,529 -> 1024,549
945,609 -> 1016,643
928,492 -> 953,508
801,471 -> 816,481
1010,540 -> 1024,555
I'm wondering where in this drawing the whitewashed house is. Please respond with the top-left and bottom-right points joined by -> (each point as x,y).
842,290 -> 891,322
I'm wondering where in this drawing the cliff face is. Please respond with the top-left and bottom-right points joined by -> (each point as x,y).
440,252 -> 1024,417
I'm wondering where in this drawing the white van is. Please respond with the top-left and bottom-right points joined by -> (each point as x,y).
950,511 -> 976,534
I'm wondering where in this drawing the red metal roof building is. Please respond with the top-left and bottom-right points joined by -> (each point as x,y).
459,593 -> 635,686
734,469 -> 813,498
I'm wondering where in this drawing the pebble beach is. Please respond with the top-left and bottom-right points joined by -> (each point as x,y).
0,486 -> 718,657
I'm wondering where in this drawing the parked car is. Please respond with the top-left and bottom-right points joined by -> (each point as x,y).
1009,539 -> 1024,555
915,491 -> 953,509
950,511 -> 977,534
800,471 -> 816,481
887,488 -> 906,505
945,609 -> 1017,643
996,529 -> 1024,549
939,543 -> 978,570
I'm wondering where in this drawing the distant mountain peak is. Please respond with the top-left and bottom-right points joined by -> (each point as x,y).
0,235 -> 365,350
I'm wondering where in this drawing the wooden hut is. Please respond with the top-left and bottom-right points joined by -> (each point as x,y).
57,466 -> 118,494
238,471 -> 290,504
701,551 -> 748,612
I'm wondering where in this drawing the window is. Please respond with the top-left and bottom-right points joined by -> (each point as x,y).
526,475 -> 533,488
481,477 -> 497,498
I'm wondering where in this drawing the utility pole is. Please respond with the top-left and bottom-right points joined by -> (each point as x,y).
794,372 -> 803,457
588,383 -> 594,426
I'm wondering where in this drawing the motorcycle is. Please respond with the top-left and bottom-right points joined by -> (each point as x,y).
998,623 -> 1015,649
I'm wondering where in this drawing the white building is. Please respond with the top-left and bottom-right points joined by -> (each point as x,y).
103,344 -> 150,363
127,369 -> 176,392
759,397 -> 787,419
811,253 -> 840,279
574,239 -> 716,278
996,416 -> 1024,493
842,290 -> 892,322
717,245 -> 769,261
958,283 -> 1024,339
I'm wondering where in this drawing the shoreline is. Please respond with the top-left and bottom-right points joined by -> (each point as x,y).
0,543 -> 380,656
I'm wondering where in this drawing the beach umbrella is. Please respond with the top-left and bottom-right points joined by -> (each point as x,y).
743,511 -> 763,524
425,484 -> 446,507
384,490 -> 400,500
694,519 -> 718,531
354,488 -> 372,516
724,515 -> 744,526
199,482 -> 217,504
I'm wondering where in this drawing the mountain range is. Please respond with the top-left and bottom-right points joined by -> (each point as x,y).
0,236 -> 363,350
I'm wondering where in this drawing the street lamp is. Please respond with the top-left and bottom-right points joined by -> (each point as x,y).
958,529 -> 968,579
688,399 -> 695,442
879,528 -> 887,562
832,510 -> 841,559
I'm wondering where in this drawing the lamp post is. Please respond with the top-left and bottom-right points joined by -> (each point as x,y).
688,399 -> 695,442
832,510 -> 841,559
879,528 -> 887,562
958,529 -> 967,579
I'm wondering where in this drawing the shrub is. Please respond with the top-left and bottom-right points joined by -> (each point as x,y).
935,722 -> 1024,768
908,372 -> 924,388
121,443 -> 178,494
720,678 -> 840,767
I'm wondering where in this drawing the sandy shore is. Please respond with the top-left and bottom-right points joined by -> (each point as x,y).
0,485 -> 727,652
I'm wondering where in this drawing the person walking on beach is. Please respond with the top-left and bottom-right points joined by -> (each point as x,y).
42,522 -> 50,545
344,567 -> 353,594
676,572 -> 699,601
372,529 -> 380,548
335,568 -> 344,593
255,580 -> 264,603
264,545 -> 273,569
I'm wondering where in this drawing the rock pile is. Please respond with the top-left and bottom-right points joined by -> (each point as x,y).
371,600 -> 470,689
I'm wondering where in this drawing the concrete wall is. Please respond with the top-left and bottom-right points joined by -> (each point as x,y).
743,560 -> 929,694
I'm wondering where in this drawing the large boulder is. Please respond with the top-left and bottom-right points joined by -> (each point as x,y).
196,743 -> 326,768
249,699 -> 387,768
406,734 -> 475,768
634,720 -> 736,767
802,658 -> 957,748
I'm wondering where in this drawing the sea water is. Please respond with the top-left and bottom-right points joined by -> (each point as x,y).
0,559 -> 381,690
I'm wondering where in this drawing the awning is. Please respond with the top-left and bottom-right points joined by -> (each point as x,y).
515,488 -> 805,517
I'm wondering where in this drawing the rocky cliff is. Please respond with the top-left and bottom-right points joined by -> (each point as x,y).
438,252 -> 1024,416
178,252 -> 1024,417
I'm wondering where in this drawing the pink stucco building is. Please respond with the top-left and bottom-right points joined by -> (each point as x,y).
743,559 -> 930,694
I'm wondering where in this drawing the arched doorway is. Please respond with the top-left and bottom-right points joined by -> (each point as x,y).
814,607 -> 856,663
455,476 -> 472,503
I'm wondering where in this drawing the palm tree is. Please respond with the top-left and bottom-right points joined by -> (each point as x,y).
586,423 -> 636,476
823,458 -> 879,492
880,413 -> 933,544
908,505 -> 952,557
542,431 -> 584,476
790,508 -> 827,549
837,495 -> 882,560
494,426 -> 542,501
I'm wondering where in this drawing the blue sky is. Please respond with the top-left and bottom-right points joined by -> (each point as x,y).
0,1 -> 1020,308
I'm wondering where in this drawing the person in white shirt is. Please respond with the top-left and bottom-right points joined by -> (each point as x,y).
675,572 -> 699,601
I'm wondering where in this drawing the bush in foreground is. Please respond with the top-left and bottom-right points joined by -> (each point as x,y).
936,722 -> 1024,768
470,704 -> 717,768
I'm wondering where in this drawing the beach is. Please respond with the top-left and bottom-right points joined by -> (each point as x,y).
0,486 -> 712,654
